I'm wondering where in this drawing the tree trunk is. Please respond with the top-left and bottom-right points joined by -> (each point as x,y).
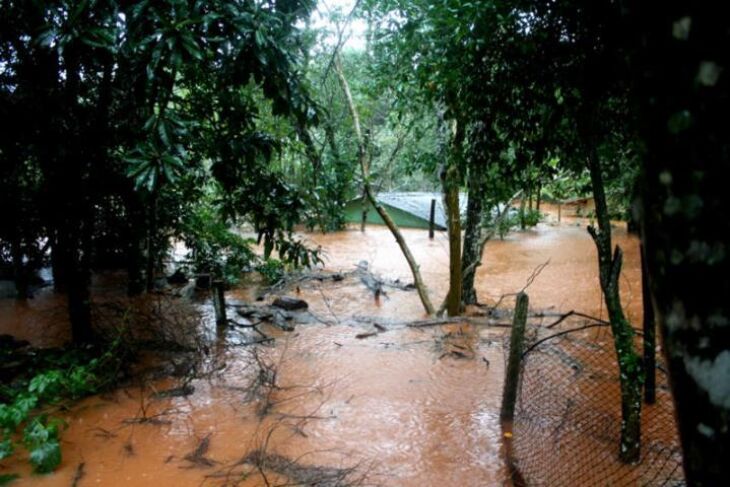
428,199 -> 436,239
125,190 -> 146,296
360,188 -> 368,232
334,54 -> 435,315
62,43 -> 95,344
69,217 -> 94,344
519,196 -> 526,230
584,129 -> 642,463
444,121 -> 463,316
11,234 -> 29,300
628,3 -> 730,482
640,241 -> 656,404
145,191 -> 158,292
445,171 -> 462,315
461,161 -> 485,306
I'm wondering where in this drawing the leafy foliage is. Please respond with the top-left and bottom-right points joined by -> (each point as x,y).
0,341 -> 125,474
180,198 -> 257,286
256,258 -> 285,285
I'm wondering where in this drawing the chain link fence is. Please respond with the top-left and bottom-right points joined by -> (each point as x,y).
505,320 -> 685,486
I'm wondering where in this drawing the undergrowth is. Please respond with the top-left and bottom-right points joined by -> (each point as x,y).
0,339 -> 128,478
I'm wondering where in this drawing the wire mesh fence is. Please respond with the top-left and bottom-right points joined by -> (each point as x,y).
506,320 -> 685,486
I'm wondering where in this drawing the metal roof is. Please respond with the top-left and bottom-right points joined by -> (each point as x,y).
376,192 -> 467,230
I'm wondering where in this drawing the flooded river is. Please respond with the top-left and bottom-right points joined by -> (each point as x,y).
0,210 -> 643,486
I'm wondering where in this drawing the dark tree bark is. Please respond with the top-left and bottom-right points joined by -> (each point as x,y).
145,191 -> 158,292
125,190 -> 146,296
11,235 -> 29,300
63,43 -> 95,343
443,120 -> 463,316
518,195 -> 526,230
640,242 -> 656,404
627,3 -> 730,483
461,165 -> 485,306
582,115 -> 643,463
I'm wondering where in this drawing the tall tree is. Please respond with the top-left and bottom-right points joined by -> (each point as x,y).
627,3 -> 730,482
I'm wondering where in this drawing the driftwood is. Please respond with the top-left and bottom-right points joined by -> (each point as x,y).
242,449 -> 358,486
182,434 -> 217,468
151,385 -> 195,399
406,317 -> 512,328
229,302 -> 317,331
272,296 -> 309,311
355,261 -> 416,295
71,462 -> 86,487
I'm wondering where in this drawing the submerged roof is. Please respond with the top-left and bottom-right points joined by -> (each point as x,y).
375,192 -> 467,230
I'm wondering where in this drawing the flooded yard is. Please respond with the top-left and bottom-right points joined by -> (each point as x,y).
1,212 -> 645,486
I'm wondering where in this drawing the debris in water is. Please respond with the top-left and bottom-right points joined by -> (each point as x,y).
272,296 -> 309,311
71,462 -> 86,487
182,434 -> 217,468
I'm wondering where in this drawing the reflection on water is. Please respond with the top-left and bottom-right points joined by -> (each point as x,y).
0,212 -> 642,486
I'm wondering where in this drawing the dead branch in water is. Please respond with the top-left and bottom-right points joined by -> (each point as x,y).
182,434 -> 217,469
71,462 -> 85,487
264,269 -> 352,294
545,309 -> 611,329
121,382 -> 178,426
205,424 -> 368,486
406,317 -> 512,328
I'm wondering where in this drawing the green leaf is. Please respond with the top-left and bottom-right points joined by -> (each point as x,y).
0,473 -> 19,486
181,35 -> 203,60
158,121 -> 170,147
0,439 -> 14,461
28,440 -> 61,474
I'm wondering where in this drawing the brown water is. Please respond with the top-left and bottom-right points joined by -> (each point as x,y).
0,212 -> 644,486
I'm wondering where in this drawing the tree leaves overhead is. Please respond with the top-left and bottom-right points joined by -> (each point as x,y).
0,0 -> 320,289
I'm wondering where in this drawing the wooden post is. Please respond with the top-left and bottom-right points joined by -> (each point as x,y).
212,280 -> 227,326
501,292 -> 529,421
558,202 -> 562,222
429,198 -> 436,239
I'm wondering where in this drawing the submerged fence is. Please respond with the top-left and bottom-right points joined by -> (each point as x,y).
502,298 -> 685,486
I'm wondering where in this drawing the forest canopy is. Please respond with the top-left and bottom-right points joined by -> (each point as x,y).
1,0 -> 728,484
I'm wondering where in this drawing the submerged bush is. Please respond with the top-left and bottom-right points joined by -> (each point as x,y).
0,341 -> 125,475
257,258 -> 285,284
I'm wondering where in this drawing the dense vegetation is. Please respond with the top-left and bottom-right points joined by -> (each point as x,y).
1,0 -> 728,483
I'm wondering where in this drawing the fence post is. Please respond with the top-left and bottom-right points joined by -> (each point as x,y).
501,292 -> 529,421
429,198 -> 436,239
212,279 -> 227,326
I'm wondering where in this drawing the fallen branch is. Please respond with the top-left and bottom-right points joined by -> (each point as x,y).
523,319 -> 645,357
407,317 -> 512,328
182,434 -> 217,468
71,462 -> 85,487
335,53 -> 435,316
545,309 -> 610,329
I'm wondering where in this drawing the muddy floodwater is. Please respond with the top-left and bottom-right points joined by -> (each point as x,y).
0,208 -> 643,486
